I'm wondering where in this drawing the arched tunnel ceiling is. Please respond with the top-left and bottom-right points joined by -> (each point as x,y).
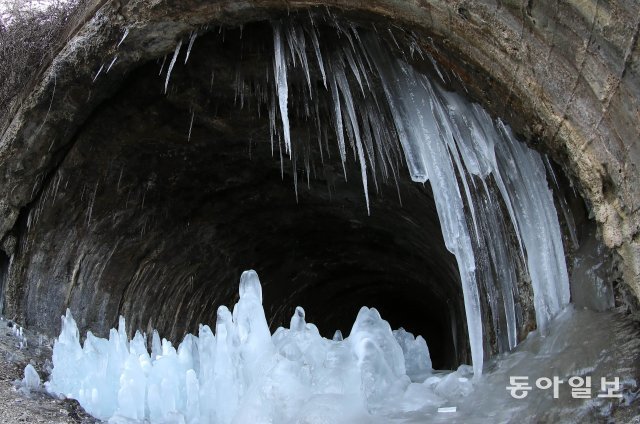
1,0 -> 639,303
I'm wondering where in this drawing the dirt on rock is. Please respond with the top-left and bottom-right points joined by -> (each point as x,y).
0,317 -> 96,424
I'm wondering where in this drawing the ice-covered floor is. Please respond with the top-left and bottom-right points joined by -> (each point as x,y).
398,305 -> 640,423
42,270 -> 639,423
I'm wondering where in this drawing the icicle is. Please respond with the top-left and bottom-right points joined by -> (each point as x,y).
158,55 -> 167,76
387,28 -> 402,51
273,24 -> 292,156
278,133 -> 284,179
86,181 -> 99,226
184,32 -> 198,64
117,28 -> 129,48
329,74 -> 348,179
427,53 -> 447,84
292,146 -> 299,202
92,64 -> 104,83
360,113 -> 379,193
164,40 -> 183,94
187,110 -> 195,142
494,122 -> 570,332
364,33 -> 484,375
342,45 -> 365,94
269,95 -> 276,156
304,143 -> 311,189
334,64 -> 370,213
289,25 -> 313,98
314,98 -> 325,166
106,55 -> 118,73
310,26 -> 327,88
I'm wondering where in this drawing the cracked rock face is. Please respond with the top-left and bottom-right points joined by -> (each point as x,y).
0,0 -> 638,368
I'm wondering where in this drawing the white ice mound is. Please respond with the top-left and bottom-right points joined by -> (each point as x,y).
394,328 -> 432,382
17,364 -> 42,395
46,270 -> 470,423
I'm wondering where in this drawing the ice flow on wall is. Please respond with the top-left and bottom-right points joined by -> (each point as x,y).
268,16 -> 570,376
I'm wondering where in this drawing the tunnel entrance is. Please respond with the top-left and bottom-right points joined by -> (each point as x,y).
1,13 -> 585,375
2,8 -> 605,381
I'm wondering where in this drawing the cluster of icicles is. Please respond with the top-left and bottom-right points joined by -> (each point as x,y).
46,270 -> 474,423
267,13 -> 569,376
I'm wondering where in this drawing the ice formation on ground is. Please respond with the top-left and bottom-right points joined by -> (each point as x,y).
17,364 -> 42,395
427,305 -> 640,423
46,270 -> 476,423
44,273 -> 640,423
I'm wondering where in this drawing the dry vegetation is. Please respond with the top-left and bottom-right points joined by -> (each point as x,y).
0,0 -> 84,114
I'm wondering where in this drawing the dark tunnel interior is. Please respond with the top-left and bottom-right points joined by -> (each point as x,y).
3,22 -> 479,370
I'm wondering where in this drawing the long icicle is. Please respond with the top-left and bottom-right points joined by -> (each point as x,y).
273,24 -> 292,156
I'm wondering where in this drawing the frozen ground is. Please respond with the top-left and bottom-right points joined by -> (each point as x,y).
397,306 -> 640,423
0,293 -> 639,422
0,316 -> 96,423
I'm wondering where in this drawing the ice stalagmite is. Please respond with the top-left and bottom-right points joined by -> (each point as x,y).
394,328 -> 432,382
47,271 -> 446,423
21,364 -> 41,392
